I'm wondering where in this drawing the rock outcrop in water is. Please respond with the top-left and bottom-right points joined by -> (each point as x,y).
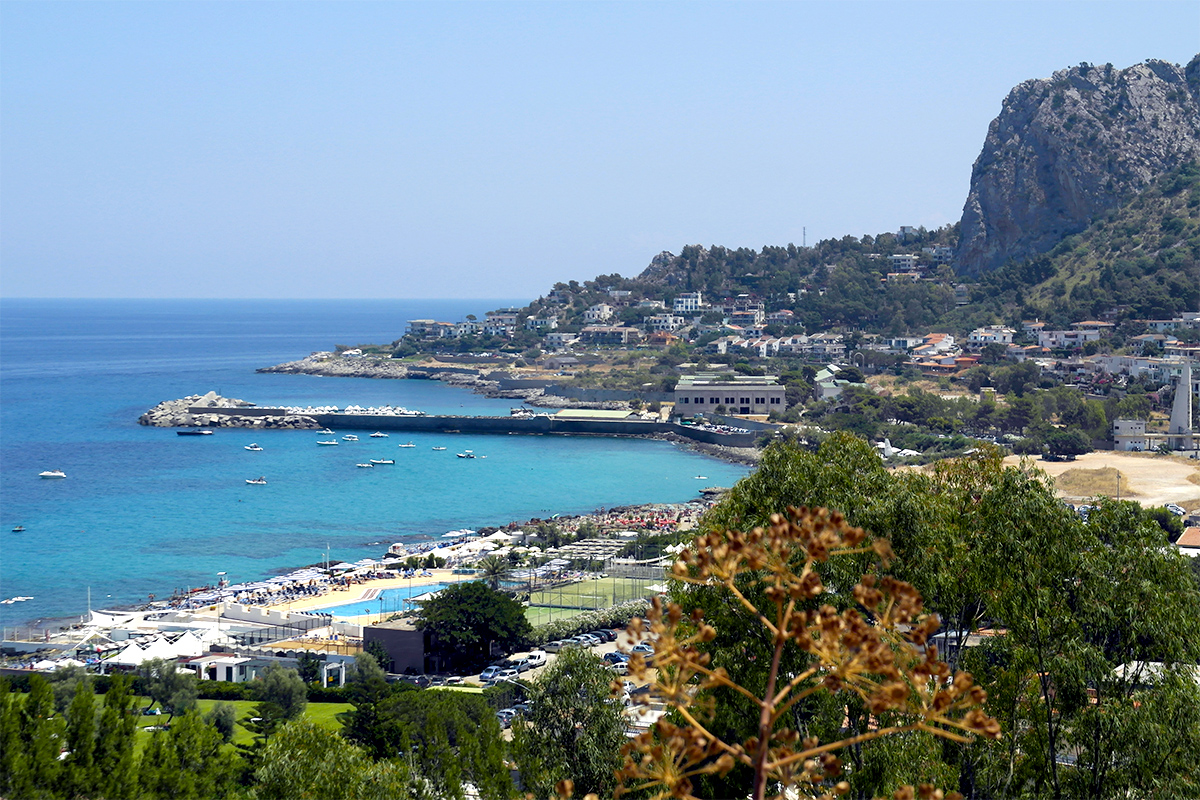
955,56 -> 1200,275
257,351 -> 412,379
138,392 -> 320,429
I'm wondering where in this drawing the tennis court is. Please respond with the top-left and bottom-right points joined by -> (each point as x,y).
523,575 -> 662,626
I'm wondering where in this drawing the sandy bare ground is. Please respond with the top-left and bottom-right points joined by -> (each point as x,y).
1002,451 -> 1200,511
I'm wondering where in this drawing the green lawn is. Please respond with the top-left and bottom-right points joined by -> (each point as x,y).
133,697 -> 352,750
525,606 -> 585,625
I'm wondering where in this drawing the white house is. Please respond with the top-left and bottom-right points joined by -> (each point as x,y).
584,304 -> 615,322
645,314 -> 686,332
674,292 -> 704,313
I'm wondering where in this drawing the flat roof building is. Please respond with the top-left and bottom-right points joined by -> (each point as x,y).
674,374 -> 785,415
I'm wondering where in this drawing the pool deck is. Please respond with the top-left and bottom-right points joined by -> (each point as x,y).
278,569 -> 472,616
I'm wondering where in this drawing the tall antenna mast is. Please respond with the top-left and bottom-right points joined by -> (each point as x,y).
803,227 -> 806,247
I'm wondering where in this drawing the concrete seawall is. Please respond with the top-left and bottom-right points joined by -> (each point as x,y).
187,407 -> 758,447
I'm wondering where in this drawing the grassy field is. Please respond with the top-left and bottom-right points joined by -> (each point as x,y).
527,576 -> 656,609
133,698 -> 351,750
523,576 -> 659,626
525,606 -> 585,625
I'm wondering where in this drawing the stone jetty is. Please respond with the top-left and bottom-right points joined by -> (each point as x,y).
138,392 -> 321,430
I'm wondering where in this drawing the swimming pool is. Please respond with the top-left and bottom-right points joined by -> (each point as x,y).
317,581 -> 457,618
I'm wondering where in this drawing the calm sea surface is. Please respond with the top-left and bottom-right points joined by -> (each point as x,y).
0,299 -> 749,629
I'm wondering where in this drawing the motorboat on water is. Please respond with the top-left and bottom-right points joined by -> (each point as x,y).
246,477 -> 267,485
318,428 -> 334,435
398,442 -> 416,448
317,440 -> 339,446
456,452 -> 476,459
39,470 -> 67,479
12,526 -> 25,533
343,434 -> 359,442
177,429 -> 214,436
244,443 -> 264,451
431,446 -> 447,451
369,458 -> 395,465
356,462 -> 374,468
370,432 -> 389,438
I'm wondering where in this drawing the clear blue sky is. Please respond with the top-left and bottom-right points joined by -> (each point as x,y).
2,1 -> 1196,299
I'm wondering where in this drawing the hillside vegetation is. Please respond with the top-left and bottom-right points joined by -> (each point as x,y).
973,160 -> 1200,328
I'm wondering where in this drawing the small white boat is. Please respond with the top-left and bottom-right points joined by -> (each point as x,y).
694,476 -> 708,480
370,432 -> 389,438
244,443 -> 263,451
369,458 -> 395,465
431,446 -> 447,451
317,440 -> 339,446
356,462 -> 374,468
318,428 -> 334,435
39,470 -> 66,479
398,442 -> 416,448
343,434 -> 359,442
246,477 -> 267,485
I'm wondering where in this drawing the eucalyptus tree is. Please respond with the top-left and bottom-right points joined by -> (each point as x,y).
511,647 -> 627,799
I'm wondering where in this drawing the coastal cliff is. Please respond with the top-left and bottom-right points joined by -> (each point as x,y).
956,56 -> 1200,275
138,392 -> 321,429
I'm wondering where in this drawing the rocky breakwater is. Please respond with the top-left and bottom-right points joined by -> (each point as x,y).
138,392 -> 321,430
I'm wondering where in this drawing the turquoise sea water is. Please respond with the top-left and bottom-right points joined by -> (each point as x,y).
0,299 -> 750,629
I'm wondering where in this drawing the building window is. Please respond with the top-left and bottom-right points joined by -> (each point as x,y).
755,397 -> 765,404
740,397 -> 750,404
770,397 -> 781,404
726,397 -> 735,405
681,397 -> 689,404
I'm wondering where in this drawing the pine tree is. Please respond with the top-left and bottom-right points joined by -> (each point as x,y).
0,679 -> 26,797
21,674 -> 64,796
61,682 -> 96,798
94,675 -> 138,800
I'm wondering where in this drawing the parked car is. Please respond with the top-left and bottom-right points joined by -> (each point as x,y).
603,651 -> 630,665
495,709 -> 517,729
631,642 -> 654,655
520,651 -> 549,671
480,665 -> 503,682
542,640 -> 565,653
608,661 -> 629,675
1166,503 -> 1186,516
577,634 -> 602,646
589,629 -> 617,642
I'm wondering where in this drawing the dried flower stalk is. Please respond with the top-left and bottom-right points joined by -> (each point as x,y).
614,506 -> 1000,800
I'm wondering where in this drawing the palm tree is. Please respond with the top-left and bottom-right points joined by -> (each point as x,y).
477,555 -> 509,591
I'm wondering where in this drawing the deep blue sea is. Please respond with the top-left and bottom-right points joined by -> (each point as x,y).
0,299 -> 749,630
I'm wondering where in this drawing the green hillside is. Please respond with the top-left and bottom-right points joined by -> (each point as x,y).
972,161 -> 1200,328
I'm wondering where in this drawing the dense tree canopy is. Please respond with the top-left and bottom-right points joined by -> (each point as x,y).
417,580 -> 531,671
685,433 -> 1200,799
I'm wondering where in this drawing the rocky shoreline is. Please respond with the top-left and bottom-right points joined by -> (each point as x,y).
258,352 -> 637,411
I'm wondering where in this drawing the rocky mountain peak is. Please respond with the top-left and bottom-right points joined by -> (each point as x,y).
955,55 -> 1200,275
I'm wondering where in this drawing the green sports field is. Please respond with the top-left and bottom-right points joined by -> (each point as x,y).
524,575 -> 660,625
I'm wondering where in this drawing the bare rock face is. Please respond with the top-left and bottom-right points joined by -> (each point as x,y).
956,56 -> 1200,275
